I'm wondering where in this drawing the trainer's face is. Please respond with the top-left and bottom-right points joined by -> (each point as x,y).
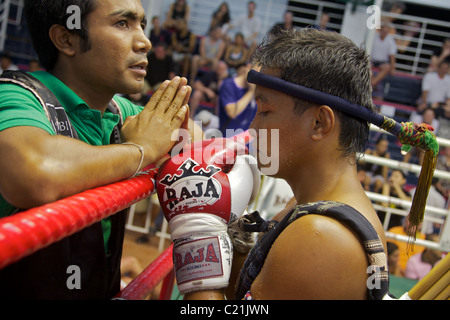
250,68 -> 310,178
75,0 -> 151,95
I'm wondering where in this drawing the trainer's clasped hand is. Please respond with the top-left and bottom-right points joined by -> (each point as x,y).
121,77 -> 192,167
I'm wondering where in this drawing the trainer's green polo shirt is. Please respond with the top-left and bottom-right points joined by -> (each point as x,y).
0,71 -> 144,250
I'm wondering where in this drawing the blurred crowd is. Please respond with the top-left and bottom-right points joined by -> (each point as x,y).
0,0 -> 448,284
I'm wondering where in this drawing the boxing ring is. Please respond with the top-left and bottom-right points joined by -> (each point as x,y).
0,168 -> 175,300
0,131 -> 449,300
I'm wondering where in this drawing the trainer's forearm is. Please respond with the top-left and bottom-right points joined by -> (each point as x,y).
0,130 -> 155,209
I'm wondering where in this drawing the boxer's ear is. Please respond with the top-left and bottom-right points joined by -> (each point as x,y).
311,105 -> 335,141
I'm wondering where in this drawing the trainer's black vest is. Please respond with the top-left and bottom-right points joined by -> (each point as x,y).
235,201 -> 389,300
0,71 -> 126,299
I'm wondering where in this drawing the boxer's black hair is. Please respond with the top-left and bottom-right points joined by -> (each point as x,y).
251,28 -> 375,157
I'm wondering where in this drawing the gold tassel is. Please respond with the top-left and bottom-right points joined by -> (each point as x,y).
406,149 -> 438,253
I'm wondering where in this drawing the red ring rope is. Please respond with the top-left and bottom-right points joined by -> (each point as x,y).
0,169 -> 158,270
0,131 -> 253,298
116,244 -> 174,300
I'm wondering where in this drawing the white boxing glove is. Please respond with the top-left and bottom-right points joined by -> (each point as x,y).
156,138 -> 260,295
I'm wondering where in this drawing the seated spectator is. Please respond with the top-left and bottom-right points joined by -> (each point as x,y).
223,33 -> 249,76
388,219 -> 426,271
382,1 -> 419,53
405,234 -> 444,281
0,52 -> 19,73
232,1 -> 261,56
145,43 -> 176,92
189,60 -> 229,118
217,62 -> 256,135
378,168 -> 412,229
171,19 -> 197,77
189,26 -> 226,85
269,10 -> 296,35
209,2 -> 232,41
428,38 -> 450,73
357,164 -> 368,190
360,135 -> 391,193
387,241 -> 405,277
312,12 -> 331,31
148,16 -> 172,54
163,0 -> 190,31
412,61 -> 450,121
423,107 -> 440,132
370,23 -> 397,94
396,21 -> 420,53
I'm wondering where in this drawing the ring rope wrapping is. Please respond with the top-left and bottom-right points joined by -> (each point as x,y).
0,168 -> 158,270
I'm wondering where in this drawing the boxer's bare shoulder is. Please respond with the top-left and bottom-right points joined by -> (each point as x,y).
250,213 -> 369,300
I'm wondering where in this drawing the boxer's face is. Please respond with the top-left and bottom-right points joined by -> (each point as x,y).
72,0 -> 151,95
250,68 -> 311,178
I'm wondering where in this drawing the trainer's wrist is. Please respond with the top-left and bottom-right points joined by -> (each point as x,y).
122,142 -> 144,178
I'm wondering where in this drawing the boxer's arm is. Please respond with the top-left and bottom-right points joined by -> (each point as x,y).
249,214 -> 369,300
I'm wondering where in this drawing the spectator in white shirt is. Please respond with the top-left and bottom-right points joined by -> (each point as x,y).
417,61 -> 450,113
232,1 -> 261,55
410,61 -> 450,127
371,23 -> 397,88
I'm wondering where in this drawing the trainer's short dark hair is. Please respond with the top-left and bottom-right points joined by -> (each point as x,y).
24,0 -> 97,71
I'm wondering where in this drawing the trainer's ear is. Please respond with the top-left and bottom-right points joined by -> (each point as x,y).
311,105 -> 335,141
48,24 -> 77,57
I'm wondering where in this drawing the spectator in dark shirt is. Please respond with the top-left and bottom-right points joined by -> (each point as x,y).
189,60 -> 229,117
145,43 -> 176,92
312,12 -> 331,31
269,11 -> 295,35
148,16 -> 172,54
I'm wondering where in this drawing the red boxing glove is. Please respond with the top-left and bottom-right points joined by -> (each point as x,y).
156,138 -> 260,294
